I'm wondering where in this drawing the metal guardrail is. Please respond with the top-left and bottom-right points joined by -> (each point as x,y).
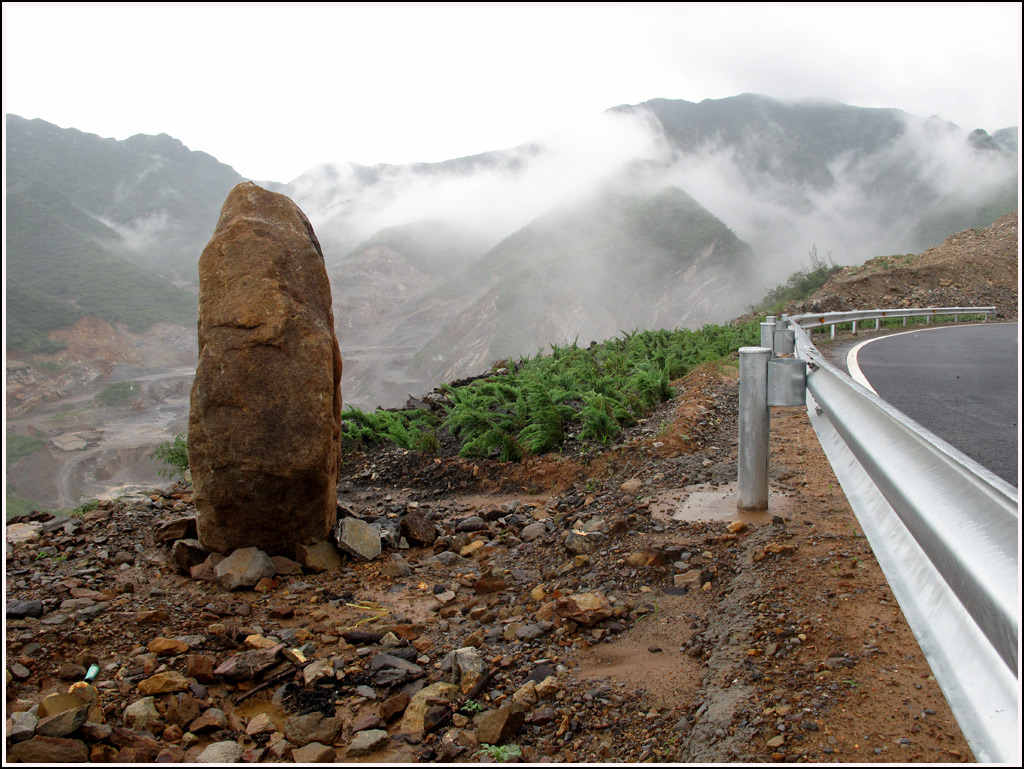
794,306 -> 996,338
785,307 -> 1019,764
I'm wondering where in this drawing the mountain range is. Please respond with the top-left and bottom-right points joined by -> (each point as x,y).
5,94 -> 1018,410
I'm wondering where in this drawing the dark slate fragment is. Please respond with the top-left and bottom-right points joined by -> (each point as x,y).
7,599 -> 44,618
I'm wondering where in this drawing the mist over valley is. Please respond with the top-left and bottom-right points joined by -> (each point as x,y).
4,94 -> 1018,512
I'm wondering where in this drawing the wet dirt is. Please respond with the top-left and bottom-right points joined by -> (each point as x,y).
4,359 -> 979,764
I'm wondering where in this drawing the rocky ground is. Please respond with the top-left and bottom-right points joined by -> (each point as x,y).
6,213 -> 1016,764
4,355 -> 978,764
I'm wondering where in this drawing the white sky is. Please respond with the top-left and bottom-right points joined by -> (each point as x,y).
3,2 -> 1021,183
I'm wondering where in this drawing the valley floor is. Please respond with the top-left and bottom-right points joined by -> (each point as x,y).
4,355 -> 974,763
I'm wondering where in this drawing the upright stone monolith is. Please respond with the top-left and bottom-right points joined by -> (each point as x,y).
189,182 -> 342,555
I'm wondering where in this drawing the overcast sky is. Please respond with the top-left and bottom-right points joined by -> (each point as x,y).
3,2 -> 1021,183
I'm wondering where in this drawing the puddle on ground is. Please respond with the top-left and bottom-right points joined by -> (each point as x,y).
649,482 -> 785,524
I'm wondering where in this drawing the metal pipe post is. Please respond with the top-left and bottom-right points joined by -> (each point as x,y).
760,320 -> 777,354
738,346 -> 771,511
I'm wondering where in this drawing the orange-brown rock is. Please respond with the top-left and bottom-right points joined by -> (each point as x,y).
189,182 -> 343,555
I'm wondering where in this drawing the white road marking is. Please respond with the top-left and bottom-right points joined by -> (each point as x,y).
844,322 -> 1007,395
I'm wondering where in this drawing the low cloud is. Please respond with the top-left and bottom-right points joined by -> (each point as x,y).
287,109 -> 670,257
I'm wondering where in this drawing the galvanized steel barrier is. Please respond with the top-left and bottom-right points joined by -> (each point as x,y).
779,307 -> 1018,764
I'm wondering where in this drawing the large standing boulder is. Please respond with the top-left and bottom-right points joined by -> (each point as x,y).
189,182 -> 343,556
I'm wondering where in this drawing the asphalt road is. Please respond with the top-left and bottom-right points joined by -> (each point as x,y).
846,322 -> 1019,487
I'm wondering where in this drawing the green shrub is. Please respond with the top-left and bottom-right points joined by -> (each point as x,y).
7,434 -> 47,464
94,381 -> 140,407
478,744 -> 522,762
150,433 -> 189,481
67,500 -> 99,517
752,245 -> 840,315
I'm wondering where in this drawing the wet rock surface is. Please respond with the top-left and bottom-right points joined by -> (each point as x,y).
188,181 -> 343,556
5,362 -> 979,763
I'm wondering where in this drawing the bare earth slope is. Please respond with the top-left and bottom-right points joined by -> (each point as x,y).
788,211 -> 1018,320
5,215 -> 1018,763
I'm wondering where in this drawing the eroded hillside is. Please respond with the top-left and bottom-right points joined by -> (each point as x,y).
784,212 -> 1018,319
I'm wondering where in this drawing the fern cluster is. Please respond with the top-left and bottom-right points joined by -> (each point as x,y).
341,407 -> 441,454
341,321 -> 761,461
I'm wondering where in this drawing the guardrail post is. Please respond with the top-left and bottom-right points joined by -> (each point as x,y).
760,317 -> 777,354
830,323 -> 836,340
852,320 -> 858,335
738,346 -> 771,511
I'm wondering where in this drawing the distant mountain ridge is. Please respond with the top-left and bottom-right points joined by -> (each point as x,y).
5,95 -> 1018,411
6,114 -> 243,281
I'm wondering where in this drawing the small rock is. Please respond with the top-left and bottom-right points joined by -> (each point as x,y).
516,624 -> 548,641
455,516 -> 487,533
334,518 -> 382,561
6,523 -> 42,545
138,670 -> 189,694
520,522 -> 547,542
473,569 -> 507,594
303,659 -> 336,687
673,570 -> 702,590
171,539 -> 207,574
56,662 -> 87,680
148,637 -> 190,656
535,675 -> 559,699
283,713 -> 343,748
190,552 -> 225,581
214,547 -> 276,591
627,549 -> 667,567
196,740 -> 244,763
8,736 -> 89,763
564,530 -> 604,554
292,742 -> 336,762
6,599 -> 44,619
155,516 -> 198,543
346,729 -> 389,757
399,681 -> 460,733
245,712 -> 276,736
124,697 -> 164,732
35,703 -> 88,738
214,645 -> 284,680
475,703 -> 528,745
512,680 -> 538,705
186,654 -> 218,683
189,708 -> 228,733
400,512 -> 437,546
381,553 -> 414,578
295,540 -> 343,573
8,710 -> 38,741
270,555 -> 303,576
554,592 -> 612,626
451,647 -> 488,695
379,691 -> 410,722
